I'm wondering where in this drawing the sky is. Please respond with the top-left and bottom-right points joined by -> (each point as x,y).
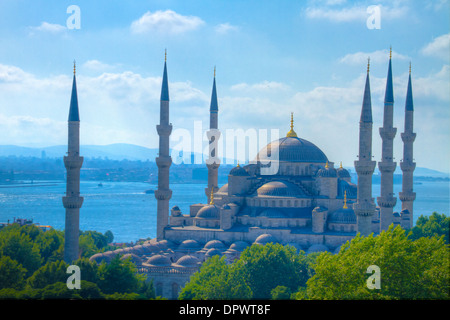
0,0 -> 449,173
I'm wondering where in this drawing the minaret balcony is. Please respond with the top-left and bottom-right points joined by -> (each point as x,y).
62,196 -> 84,209
378,161 -> 397,173
400,161 -> 416,172
399,191 -> 416,202
156,156 -> 172,168
379,127 -> 397,140
354,160 -> 376,175
156,124 -> 173,136
155,189 -> 172,201
377,196 -> 397,208
352,201 -> 376,217
63,156 -> 84,170
401,132 -> 416,143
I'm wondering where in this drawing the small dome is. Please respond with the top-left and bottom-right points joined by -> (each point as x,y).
229,165 -> 249,176
205,248 -> 222,258
254,233 -> 277,245
307,244 -> 329,254
196,205 -> 220,219
142,243 -> 160,254
228,241 -> 249,252
257,181 -> 304,197
337,167 -> 350,178
258,208 -> 287,218
317,166 -> 337,177
286,243 -> 303,253
121,253 -> 143,265
146,254 -> 172,266
89,253 -> 112,263
204,240 -> 226,250
130,245 -> 145,255
175,255 -> 201,267
328,207 -> 356,224
178,239 -> 201,251
217,184 -> 229,194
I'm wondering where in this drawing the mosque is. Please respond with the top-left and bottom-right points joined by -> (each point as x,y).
61,50 -> 417,299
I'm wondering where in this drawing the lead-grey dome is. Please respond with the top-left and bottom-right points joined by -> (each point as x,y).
256,136 -> 328,163
196,205 -> 220,219
257,181 -> 305,197
328,207 -> 356,224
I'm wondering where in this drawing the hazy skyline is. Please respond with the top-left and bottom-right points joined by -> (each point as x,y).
0,0 -> 449,173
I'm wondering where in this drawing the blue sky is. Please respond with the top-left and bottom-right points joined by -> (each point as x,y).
0,0 -> 449,173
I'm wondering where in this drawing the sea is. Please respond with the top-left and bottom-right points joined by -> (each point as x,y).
0,180 -> 448,243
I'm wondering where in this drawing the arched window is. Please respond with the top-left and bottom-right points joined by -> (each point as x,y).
172,283 -> 179,300
156,282 -> 163,297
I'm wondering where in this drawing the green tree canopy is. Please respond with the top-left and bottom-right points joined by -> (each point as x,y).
305,225 -> 450,300
408,212 -> 449,244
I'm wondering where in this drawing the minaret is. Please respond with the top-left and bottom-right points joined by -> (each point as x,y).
353,59 -> 377,236
377,48 -> 397,232
205,67 -> 221,202
63,61 -> 84,263
399,63 -> 416,229
155,50 -> 173,241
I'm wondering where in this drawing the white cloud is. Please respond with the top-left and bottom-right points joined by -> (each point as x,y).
215,23 -> 239,34
231,81 -> 290,93
130,10 -> 205,35
82,60 -> 116,72
29,22 -> 66,34
421,33 -> 450,60
339,49 -> 410,65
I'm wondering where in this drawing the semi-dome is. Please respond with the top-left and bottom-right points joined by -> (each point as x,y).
196,204 -> 220,219
205,248 -> 222,258
317,165 -> 337,178
217,183 -> 229,194
255,136 -> 328,163
257,181 -> 305,197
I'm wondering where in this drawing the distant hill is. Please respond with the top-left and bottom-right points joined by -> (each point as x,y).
0,144 -> 448,177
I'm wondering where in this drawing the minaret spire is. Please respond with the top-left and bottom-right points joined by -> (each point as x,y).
155,50 -> 173,240
353,60 -> 376,236
399,63 -> 416,229
63,62 -> 84,263
286,112 -> 297,138
205,66 -> 221,202
378,48 -> 397,232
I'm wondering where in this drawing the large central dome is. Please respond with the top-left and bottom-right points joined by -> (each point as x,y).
256,136 -> 328,163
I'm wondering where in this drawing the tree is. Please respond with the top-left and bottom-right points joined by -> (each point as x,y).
179,243 -> 309,300
305,225 -> 450,300
97,255 -> 146,295
0,228 -> 42,277
0,256 -> 27,290
27,260 -> 69,289
271,286 -> 291,300
408,212 -> 449,244
233,243 -> 309,299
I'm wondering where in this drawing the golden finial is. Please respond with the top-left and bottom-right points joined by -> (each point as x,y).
214,66 -> 216,78
210,187 -> 214,205
389,46 -> 392,59
325,161 -> 329,169
340,161 -> 343,169
286,112 -> 298,138
73,60 -> 76,75
165,49 -> 167,62
343,190 -> 348,209
409,62 -> 411,75
367,57 -> 370,73
237,160 -> 240,168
